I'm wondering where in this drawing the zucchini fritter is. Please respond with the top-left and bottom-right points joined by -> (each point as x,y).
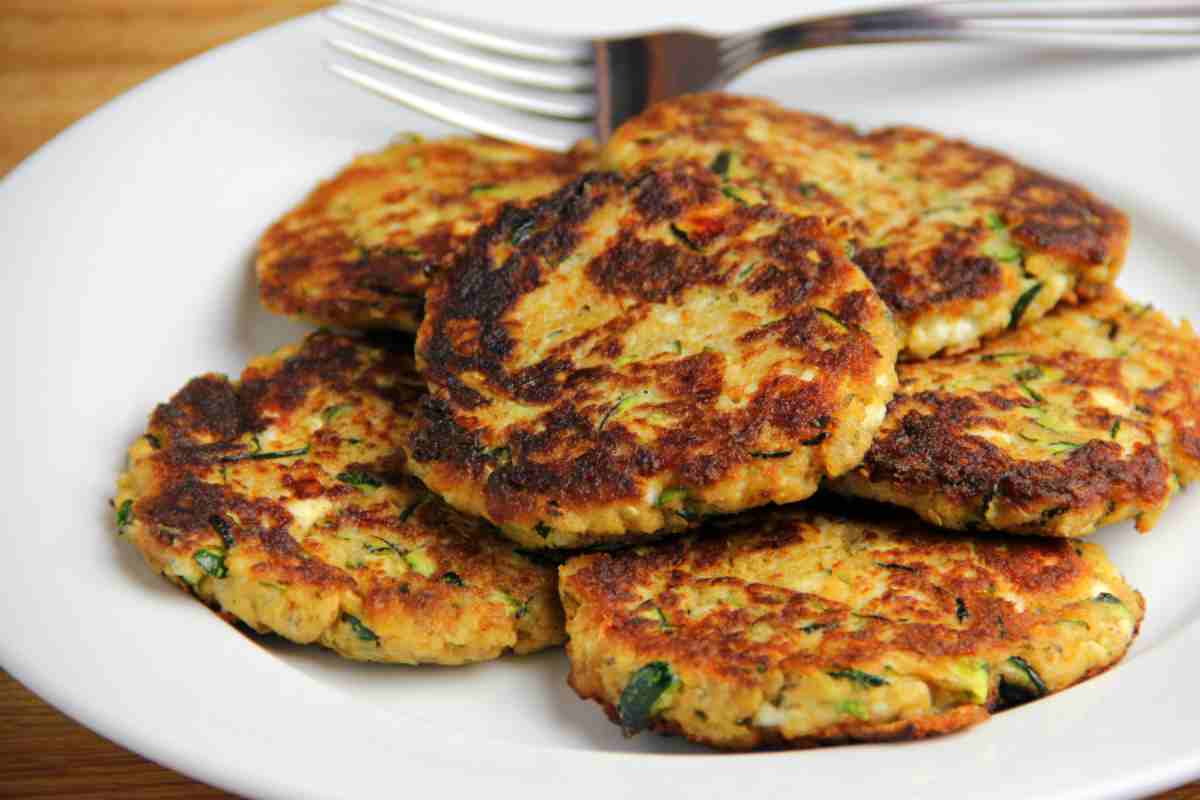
833,289 -> 1200,537
604,93 -> 1128,358
559,508 -> 1143,750
256,136 -> 596,331
406,166 -> 899,548
115,332 -> 563,665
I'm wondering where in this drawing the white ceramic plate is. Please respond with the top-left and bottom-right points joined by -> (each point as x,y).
3,3 -> 1199,798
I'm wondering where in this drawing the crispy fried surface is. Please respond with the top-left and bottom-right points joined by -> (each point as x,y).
603,93 -> 1129,358
406,166 -> 898,548
115,331 -> 563,665
832,288 -> 1200,537
559,507 -> 1143,750
256,136 -> 596,331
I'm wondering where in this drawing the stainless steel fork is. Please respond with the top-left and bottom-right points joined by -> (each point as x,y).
326,0 -> 1200,150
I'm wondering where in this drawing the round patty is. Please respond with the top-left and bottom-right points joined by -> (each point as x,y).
257,135 -> 596,331
559,506 -> 1143,750
603,93 -> 1129,359
832,288 -> 1200,537
115,331 -> 563,665
406,165 -> 899,548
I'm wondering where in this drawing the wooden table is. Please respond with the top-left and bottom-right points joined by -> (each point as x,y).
0,2 -> 1196,798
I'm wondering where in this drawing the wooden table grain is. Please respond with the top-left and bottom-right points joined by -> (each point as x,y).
0,2 -> 1196,798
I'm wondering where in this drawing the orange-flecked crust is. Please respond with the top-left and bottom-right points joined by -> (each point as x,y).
407,166 -> 898,547
559,507 -> 1143,750
832,288 -> 1200,537
604,93 -> 1129,359
114,331 -> 563,665
256,136 -> 597,331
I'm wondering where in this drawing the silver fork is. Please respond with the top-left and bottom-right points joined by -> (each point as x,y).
326,0 -> 1200,150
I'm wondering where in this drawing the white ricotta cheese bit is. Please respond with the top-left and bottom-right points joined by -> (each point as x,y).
288,497 -> 334,532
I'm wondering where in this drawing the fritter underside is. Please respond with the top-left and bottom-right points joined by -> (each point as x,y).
115,331 -> 563,665
603,93 -> 1129,358
257,136 -> 597,331
406,166 -> 899,548
833,289 -> 1200,537
559,507 -> 1143,749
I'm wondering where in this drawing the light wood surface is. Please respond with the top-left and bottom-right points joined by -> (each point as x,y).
0,2 -> 1196,798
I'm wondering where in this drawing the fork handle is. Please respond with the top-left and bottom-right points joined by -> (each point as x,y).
739,0 -> 1200,70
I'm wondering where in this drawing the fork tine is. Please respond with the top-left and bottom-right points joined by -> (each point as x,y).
342,0 -> 593,64
327,61 -> 589,151
328,8 -> 594,92
328,39 -> 596,119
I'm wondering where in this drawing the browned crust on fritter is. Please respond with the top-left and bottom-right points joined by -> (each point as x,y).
559,507 -> 1144,749
118,331 -> 563,664
833,288 -> 1200,536
603,93 -> 1129,355
407,165 -> 897,545
256,137 -> 596,331
582,693 -> 989,751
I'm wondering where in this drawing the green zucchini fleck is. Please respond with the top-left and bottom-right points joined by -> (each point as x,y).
209,514 -> 235,549
1018,381 -> 1045,404
800,431 -> 830,447
598,393 -> 640,432
1048,441 -> 1083,454
837,699 -> 868,720
797,181 -> 821,198
670,223 -> 700,251
115,499 -> 134,534
1095,592 -> 1123,604
828,667 -> 888,688
534,521 -> 552,539
1009,283 -> 1043,330
980,352 -> 1025,362
657,487 -> 688,508
194,548 -> 227,579
337,470 -> 383,489
986,211 -> 1006,231
321,403 -> 353,424
816,308 -> 848,331
998,655 -> 1048,708
618,662 -> 677,734
343,613 -> 379,644
143,433 -> 162,449
750,450 -> 792,459
1110,419 -> 1122,439
1013,366 -> 1043,382
398,499 -> 425,523
404,550 -> 436,577
470,183 -> 498,193
510,214 -> 536,246
219,444 -> 309,463
721,185 -> 747,205
709,150 -> 732,176
956,597 -> 969,623
441,571 -> 464,587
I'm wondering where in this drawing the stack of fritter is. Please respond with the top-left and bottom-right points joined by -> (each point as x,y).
116,93 -> 1200,750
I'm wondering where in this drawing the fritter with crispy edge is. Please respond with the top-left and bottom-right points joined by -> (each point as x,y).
603,93 -> 1129,359
406,165 -> 899,548
559,507 -> 1143,750
257,136 -> 597,331
832,288 -> 1200,537
114,331 -> 563,665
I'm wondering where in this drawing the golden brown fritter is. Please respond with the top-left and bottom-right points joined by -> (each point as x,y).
406,165 -> 899,548
832,288 -> 1200,537
256,136 -> 597,331
115,331 -> 563,665
603,93 -> 1129,358
559,507 -> 1143,750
